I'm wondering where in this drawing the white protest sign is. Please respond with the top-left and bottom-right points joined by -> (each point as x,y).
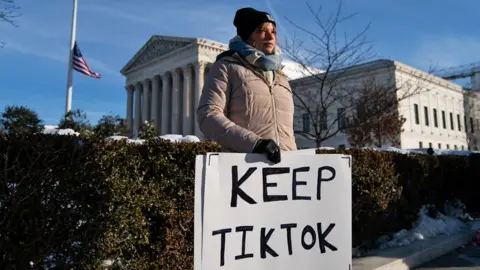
200,153 -> 352,270
194,149 -> 318,269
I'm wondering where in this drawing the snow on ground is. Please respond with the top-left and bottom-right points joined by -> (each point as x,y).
376,205 -> 468,249
373,201 -> 475,251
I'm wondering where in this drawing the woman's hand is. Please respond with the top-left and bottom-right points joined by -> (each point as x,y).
252,139 -> 281,164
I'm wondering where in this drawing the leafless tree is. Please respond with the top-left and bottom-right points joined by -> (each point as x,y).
344,77 -> 406,148
0,0 -> 20,47
280,0 -> 434,147
463,91 -> 480,151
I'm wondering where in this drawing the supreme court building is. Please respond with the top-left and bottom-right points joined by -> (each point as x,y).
120,35 -> 228,138
120,35 -> 310,138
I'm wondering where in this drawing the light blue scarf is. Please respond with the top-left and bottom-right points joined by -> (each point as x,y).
228,35 -> 283,71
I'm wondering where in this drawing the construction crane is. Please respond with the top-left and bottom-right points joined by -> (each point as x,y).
433,61 -> 480,90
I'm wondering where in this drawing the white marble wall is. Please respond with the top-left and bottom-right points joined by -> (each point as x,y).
125,61 -> 209,137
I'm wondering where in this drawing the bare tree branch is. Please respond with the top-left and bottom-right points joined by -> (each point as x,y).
280,0 -> 436,148
463,91 -> 480,150
0,0 -> 20,48
0,0 -> 20,26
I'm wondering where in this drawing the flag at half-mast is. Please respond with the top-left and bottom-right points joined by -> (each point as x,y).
72,41 -> 101,78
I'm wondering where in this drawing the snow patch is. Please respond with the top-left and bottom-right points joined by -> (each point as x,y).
105,134 -> 201,144
375,202 -> 471,250
42,126 -> 80,136
361,146 -> 476,156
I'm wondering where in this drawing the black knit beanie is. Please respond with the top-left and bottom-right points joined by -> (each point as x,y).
233,7 -> 276,41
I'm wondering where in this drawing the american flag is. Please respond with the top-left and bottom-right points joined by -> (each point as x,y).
72,41 -> 101,79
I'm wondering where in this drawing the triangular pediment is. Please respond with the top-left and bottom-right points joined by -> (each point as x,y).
121,35 -> 197,74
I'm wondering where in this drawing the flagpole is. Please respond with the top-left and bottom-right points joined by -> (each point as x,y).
65,0 -> 77,115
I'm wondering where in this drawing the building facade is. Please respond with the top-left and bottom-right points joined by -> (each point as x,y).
121,35 -> 480,150
291,59 -> 480,150
120,35 -> 323,138
120,35 -> 228,138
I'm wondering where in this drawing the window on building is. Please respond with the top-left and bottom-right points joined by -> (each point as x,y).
433,109 -> 438,127
419,141 -> 423,148
447,144 -> 450,149
450,113 -> 454,130
357,103 -> 366,121
464,116 -> 467,132
442,111 -> 446,129
470,117 -> 474,133
454,145 -> 458,150
302,113 -> 310,133
338,108 -> 346,130
461,145 -> 465,150
438,143 -> 441,149
424,106 -> 429,126
414,104 -> 419,125
457,114 -> 461,131
320,110 -> 328,130
429,142 -> 432,148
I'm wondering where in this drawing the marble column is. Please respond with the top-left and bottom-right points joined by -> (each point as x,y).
142,80 -> 150,124
182,65 -> 192,135
126,86 -> 133,133
161,73 -> 170,134
151,76 -> 160,130
194,61 -> 206,137
171,69 -> 181,134
134,83 -> 142,136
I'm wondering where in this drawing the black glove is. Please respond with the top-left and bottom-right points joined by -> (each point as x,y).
253,139 -> 281,164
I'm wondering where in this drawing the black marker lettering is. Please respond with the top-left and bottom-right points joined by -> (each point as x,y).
301,225 -> 316,250
235,226 -> 254,260
231,166 -> 257,207
262,167 -> 289,202
212,228 -> 232,266
317,166 -> 336,200
260,227 -> 279,258
292,167 -> 311,200
281,223 -> 297,255
317,223 -> 337,253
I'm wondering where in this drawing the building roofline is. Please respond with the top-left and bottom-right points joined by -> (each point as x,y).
290,58 -> 465,92
120,35 -> 229,75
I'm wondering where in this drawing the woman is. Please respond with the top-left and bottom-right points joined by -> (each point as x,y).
196,7 -> 297,164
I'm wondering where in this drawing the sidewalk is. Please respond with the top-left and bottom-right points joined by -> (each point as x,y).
413,244 -> 480,269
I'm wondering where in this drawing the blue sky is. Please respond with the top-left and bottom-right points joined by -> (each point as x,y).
1,0 -> 479,125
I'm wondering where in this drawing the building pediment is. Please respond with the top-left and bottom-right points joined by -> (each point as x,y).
120,35 -> 197,75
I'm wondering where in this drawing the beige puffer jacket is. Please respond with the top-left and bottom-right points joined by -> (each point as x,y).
197,53 -> 297,153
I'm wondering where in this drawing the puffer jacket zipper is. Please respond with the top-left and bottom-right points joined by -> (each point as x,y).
232,54 -> 281,147
269,84 -> 280,147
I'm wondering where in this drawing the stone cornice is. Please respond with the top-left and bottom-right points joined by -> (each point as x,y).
121,36 -> 228,77
121,35 -> 199,75
195,38 -> 228,52
123,44 -> 195,76
291,59 -> 466,94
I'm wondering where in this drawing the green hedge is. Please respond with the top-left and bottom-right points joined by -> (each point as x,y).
0,134 -> 478,269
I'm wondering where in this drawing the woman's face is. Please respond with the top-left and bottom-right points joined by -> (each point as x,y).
249,22 -> 277,54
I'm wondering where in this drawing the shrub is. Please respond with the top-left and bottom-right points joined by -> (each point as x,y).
0,134 -> 478,269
